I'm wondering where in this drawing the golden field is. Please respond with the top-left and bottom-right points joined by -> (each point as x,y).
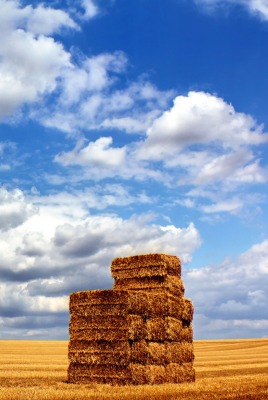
0,338 -> 267,399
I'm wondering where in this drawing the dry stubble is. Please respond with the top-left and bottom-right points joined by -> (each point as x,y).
0,339 -> 267,399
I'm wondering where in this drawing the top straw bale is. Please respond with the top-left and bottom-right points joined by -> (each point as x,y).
111,254 -> 181,279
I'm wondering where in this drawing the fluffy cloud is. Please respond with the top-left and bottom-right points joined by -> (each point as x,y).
194,0 -> 268,20
0,187 -> 37,231
0,0 -> 74,119
136,91 -> 268,214
184,239 -> 268,339
0,186 -> 201,338
141,92 -> 266,159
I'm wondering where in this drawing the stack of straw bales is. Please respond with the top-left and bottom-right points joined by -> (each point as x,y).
68,254 -> 195,385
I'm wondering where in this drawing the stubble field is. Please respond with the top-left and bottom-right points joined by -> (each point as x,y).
0,338 -> 267,400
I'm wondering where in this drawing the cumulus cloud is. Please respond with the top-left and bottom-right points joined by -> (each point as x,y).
0,0 -> 74,119
135,91 -> 268,215
141,92 -> 266,159
184,239 -> 268,339
0,187 -> 37,231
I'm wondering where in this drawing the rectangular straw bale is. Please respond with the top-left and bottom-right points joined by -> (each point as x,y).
69,327 -> 129,342
69,314 -> 128,330
111,254 -> 181,279
128,291 -> 184,318
69,315 -> 146,342
129,363 -> 166,385
69,289 -> 129,316
182,298 -> 194,322
180,324 -> 193,342
131,340 -> 169,365
68,362 -> 131,385
113,275 -> 185,296
70,302 -> 128,317
165,362 -> 195,383
128,314 -> 147,340
68,340 -> 130,352
68,374 -> 131,385
166,342 -> 195,364
70,289 -> 129,304
146,317 -> 183,341
68,347 -> 130,366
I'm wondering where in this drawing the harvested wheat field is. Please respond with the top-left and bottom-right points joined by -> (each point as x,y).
0,339 -> 267,399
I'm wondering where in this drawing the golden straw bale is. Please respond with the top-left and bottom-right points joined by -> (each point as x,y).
69,327 -> 129,342
68,348 -> 130,366
68,362 -> 131,385
68,340 -> 130,366
69,314 -> 128,330
69,289 -> 130,317
70,302 -> 128,317
68,374 -> 131,385
128,315 -> 147,341
130,340 -> 148,365
68,340 -> 129,352
128,291 -> 185,318
70,289 -> 129,304
129,363 -> 149,385
180,324 -> 193,342
146,317 -> 183,341
166,342 -> 195,364
131,340 -> 169,365
69,314 -> 146,342
165,362 -> 195,383
129,363 -> 166,385
182,298 -> 194,322
113,275 -> 185,296
111,254 -> 181,279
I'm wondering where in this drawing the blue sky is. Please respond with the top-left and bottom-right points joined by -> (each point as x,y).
0,0 -> 268,340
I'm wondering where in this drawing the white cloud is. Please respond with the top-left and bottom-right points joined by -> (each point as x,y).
81,0 -> 100,19
56,137 -> 126,168
194,0 -> 268,21
0,187 -> 37,231
135,91 -> 268,215
54,136 -> 170,182
0,0 -> 77,35
0,0 -> 73,119
141,92 -> 266,160
184,239 -> 268,339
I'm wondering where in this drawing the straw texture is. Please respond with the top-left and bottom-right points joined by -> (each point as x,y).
111,254 -> 181,278
146,317 -> 184,341
113,275 -> 185,296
